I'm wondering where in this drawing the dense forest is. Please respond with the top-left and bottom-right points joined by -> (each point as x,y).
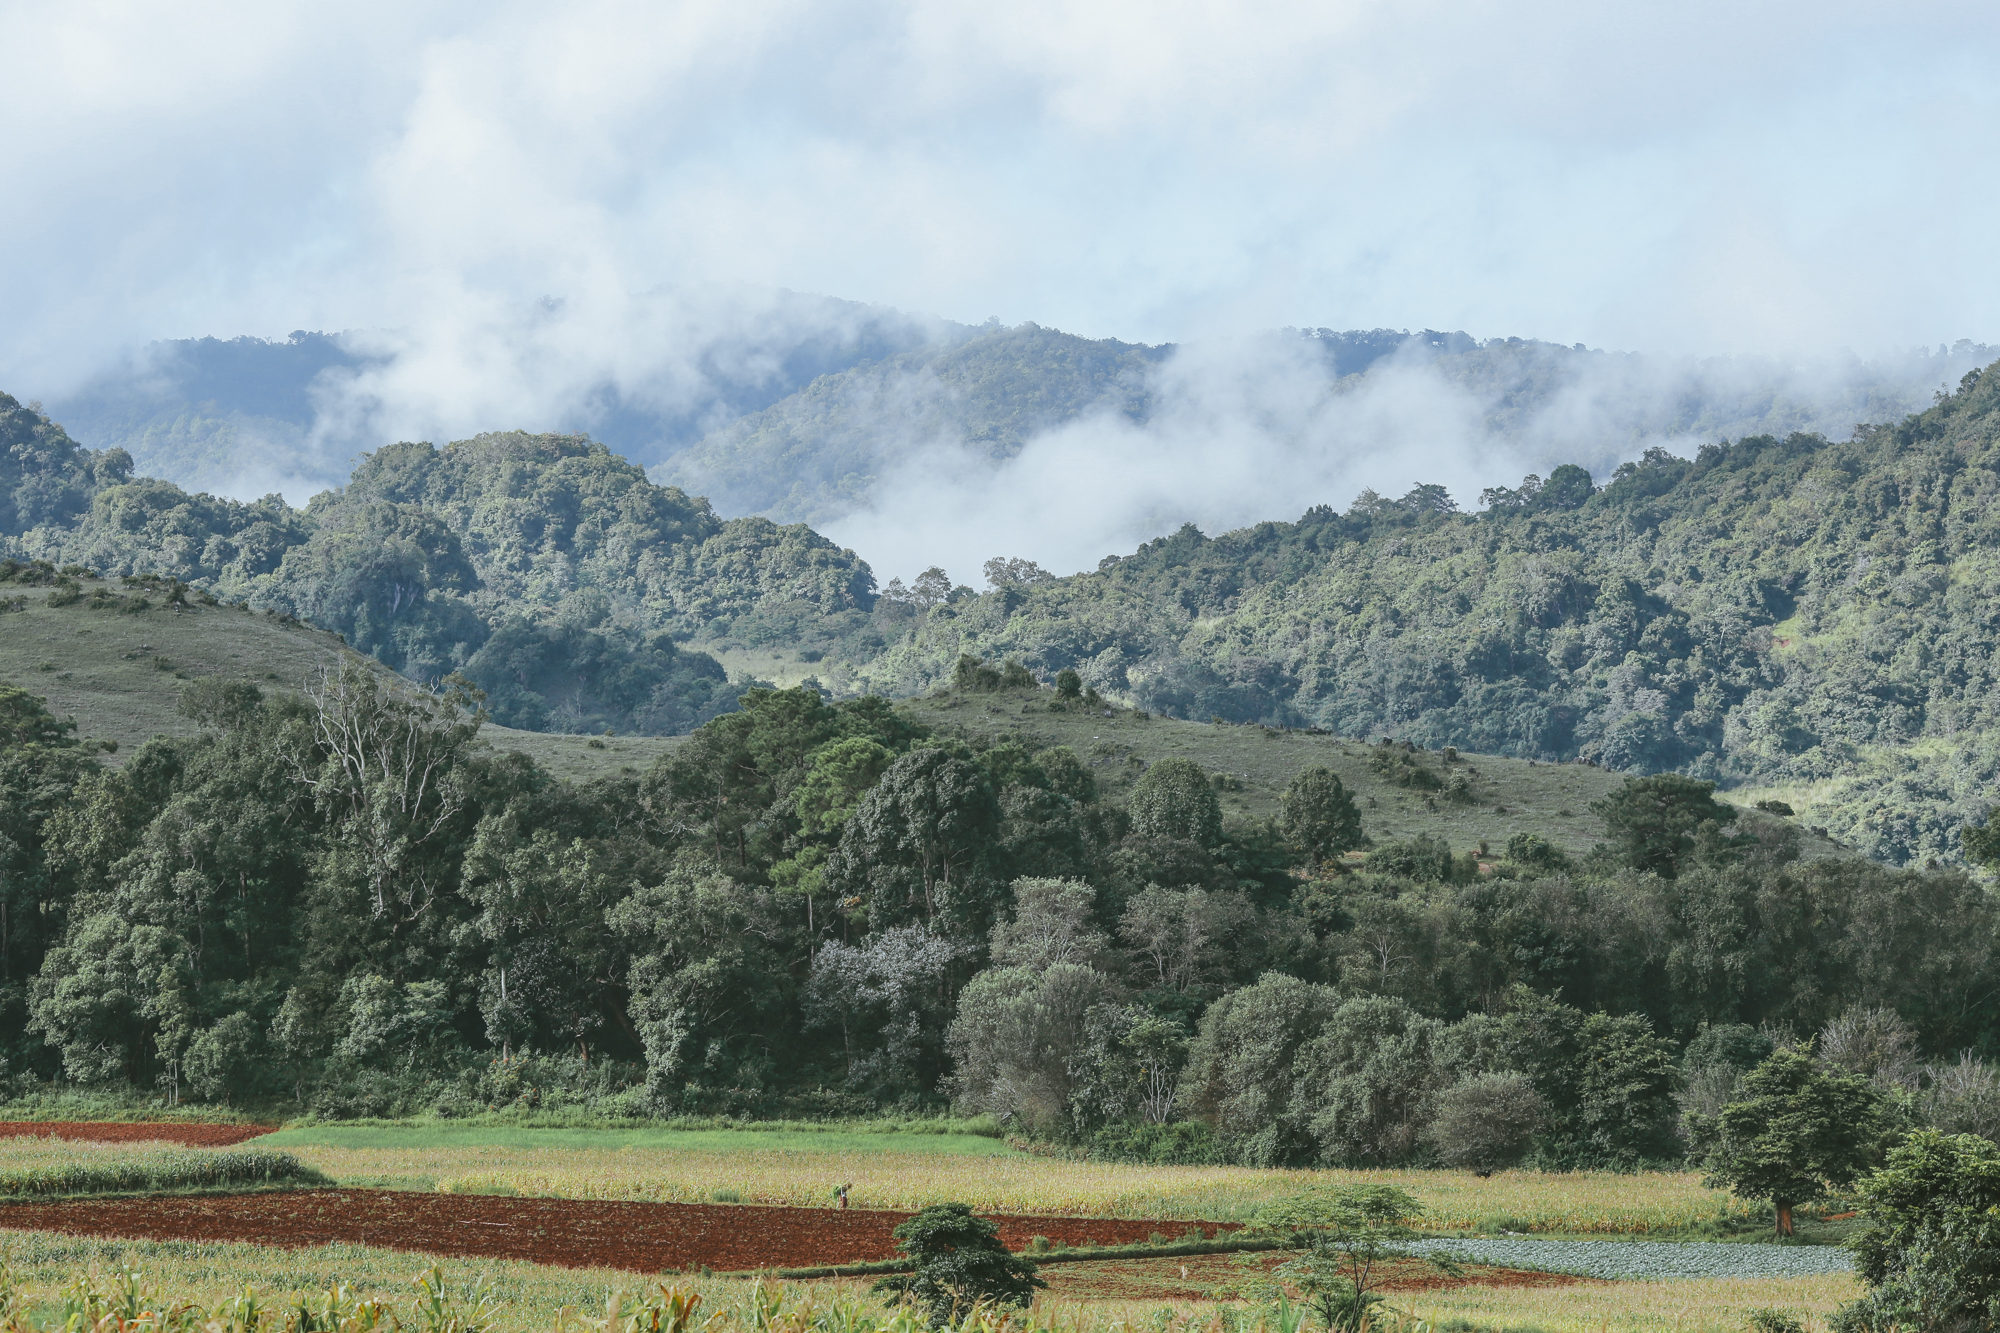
0,653 -> 1994,1171
20,358 -> 2000,865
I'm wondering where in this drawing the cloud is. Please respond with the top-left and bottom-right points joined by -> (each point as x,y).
820,334 -> 1986,584
6,0 -> 2000,553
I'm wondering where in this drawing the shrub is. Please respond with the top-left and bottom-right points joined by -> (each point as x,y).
872,1203 -> 1045,1327
1088,1120 -> 1220,1165
1920,1053 -> 2000,1141
1836,1131 -> 2000,1332
1425,1073 -> 1548,1176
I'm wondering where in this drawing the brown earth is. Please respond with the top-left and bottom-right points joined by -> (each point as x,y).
0,1190 -> 1233,1274
0,1122 -> 274,1147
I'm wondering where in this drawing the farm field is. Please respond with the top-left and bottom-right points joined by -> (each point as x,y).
250,1124 -> 1746,1232
0,1121 -> 272,1147
0,1124 -> 1865,1332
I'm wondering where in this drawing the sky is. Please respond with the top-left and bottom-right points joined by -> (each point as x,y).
7,0 -> 2000,392
5,1 -> 2000,578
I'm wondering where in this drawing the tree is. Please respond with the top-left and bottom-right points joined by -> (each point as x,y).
824,748 -> 1001,935
946,962 -> 1123,1131
1591,774 -> 1736,878
1183,972 -> 1343,1166
1053,668 -> 1082,701
988,878 -> 1107,969
290,663 -> 481,925
873,1203 -> 1044,1327
1128,757 -> 1223,848
1424,1074 -> 1547,1176
1117,885 -> 1251,997
1840,1131 -> 2000,1331
1689,1046 -> 1893,1236
1280,766 -> 1363,870
1246,1184 -> 1449,1331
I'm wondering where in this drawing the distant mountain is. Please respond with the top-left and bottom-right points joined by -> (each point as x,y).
659,323 -> 2000,528
653,322 -> 1173,524
39,295 -> 969,499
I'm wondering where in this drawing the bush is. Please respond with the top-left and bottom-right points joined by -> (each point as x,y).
1920,1053 -> 2000,1141
872,1203 -> 1045,1327
1088,1120 -> 1220,1165
1837,1131 -> 2000,1332
1425,1073 -> 1547,1176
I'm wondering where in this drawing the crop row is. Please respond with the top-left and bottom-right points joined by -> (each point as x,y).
0,1148 -> 326,1198
1406,1237 -> 1857,1280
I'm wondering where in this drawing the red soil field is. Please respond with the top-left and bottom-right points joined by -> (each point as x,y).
0,1190 -> 1234,1274
0,1122 -> 273,1147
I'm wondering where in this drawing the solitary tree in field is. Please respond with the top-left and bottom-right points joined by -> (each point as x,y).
1247,1184 -> 1454,1331
1281,766 -> 1364,870
873,1203 -> 1044,1328
1688,1046 -> 1891,1236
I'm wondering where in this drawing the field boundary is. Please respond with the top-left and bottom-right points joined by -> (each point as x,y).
755,1235 -> 1282,1280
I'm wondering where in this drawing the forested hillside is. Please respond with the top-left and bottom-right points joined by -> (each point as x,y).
654,323 -> 1173,524
852,364 -> 2000,866
17,354 -> 2000,865
0,397 -> 873,735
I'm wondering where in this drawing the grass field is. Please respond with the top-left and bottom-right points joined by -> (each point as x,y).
249,1125 -> 1747,1233
895,689 -> 1842,857
0,575 -> 682,783
0,1227 -> 1861,1333
4,573 -> 1852,860
0,1128 -> 1859,1332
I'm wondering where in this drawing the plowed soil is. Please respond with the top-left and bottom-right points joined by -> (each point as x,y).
0,1190 -> 1234,1274
0,1122 -> 273,1147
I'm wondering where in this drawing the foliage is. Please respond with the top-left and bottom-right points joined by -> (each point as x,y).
1838,1131 -> 2000,1332
871,1202 -> 1044,1327
1423,1073 -> 1548,1176
1279,766 -> 1363,869
1127,757 -> 1223,848
1245,1184 -> 1443,1331
1690,1047 -> 1894,1235
1591,774 -> 1737,878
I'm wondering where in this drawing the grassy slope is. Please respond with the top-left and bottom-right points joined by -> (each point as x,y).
899,686 -> 1842,857
2,580 -> 1848,854
0,577 -> 682,783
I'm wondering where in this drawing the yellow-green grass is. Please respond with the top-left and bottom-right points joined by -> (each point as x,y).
0,1227 -> 1855,1333
894,689 -> 1840,858
259,1130 -> 1742,1232
260,1123 -> 1016,1158
0,575 -> 680,784
0,1229 -> 875,1332
1399,1272 -> 1860,1332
